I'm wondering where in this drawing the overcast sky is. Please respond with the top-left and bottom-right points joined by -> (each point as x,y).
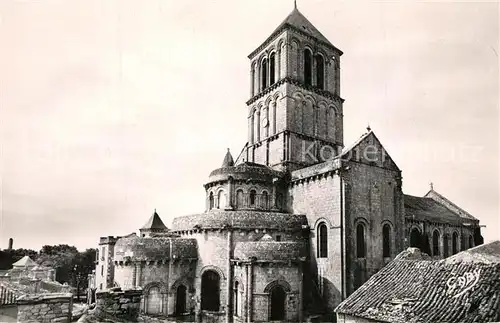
1,0 -> 498,251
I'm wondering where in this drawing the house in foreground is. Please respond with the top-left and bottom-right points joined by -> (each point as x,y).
335,240 -> 500,323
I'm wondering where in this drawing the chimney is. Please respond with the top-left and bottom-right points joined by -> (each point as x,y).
8,238 -> 13,250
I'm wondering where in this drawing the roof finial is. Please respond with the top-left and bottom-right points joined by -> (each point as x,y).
367,124 -> 371,132
430,182 -> 434,191
294,0 -> 297,9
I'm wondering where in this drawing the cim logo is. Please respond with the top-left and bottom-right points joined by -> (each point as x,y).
446,269 -> 481,298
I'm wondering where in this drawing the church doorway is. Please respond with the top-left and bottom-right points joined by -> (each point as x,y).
410,228 -> 421,248
146,286 -> 162,314
269,285 -> 286,321
201,270 -> 220,311
175,285 -> 187,315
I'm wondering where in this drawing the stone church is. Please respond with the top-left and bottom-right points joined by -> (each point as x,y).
93,5 -> 483,323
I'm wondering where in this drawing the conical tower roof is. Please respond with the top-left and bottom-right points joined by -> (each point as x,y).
273,7 -> 334,47
141,210 -> 168,230
221,148 -> 234,167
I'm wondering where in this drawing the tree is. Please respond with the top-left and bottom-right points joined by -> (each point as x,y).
70,249 -> 97,301
37,245 -> 79,284
0,248 -> 38,270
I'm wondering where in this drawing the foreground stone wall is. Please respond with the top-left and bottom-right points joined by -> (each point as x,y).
17,293 -> 72,323
95,289 -> 142,321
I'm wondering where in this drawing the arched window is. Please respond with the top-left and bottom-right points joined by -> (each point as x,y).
410,228 -> 420,248
261,191 -> 269,209
277,193 -> 283,208
269,286 -> 286,321
317,223 -> 328,258
382,224 -> 391,258
443,234 -> 450,257
175,285 -> 187,315
209,192 -> 214,210
236,190 -> 244,208
356,223 -> 366,258
249,190 -> 256,207
433,230 -> 440,256
270,53 -> 276,85
304,49 -> 312,86
146,286 -> 162,314
468,235 -> 473,249
452,232 -> 459,254
234,281 -> 240,316
261,58 -> 268,90
315,54 -> 324,89
217,190 -> 226,209
201,270 -> 220,311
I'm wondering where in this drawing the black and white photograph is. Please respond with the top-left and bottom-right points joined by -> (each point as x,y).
0,1 -> 499,322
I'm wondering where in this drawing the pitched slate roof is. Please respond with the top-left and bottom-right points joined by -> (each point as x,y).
404,194 -> 469,225
425,189 -> 478,221
12,256 -> 37,268
140,210 -> 168,230
336,242 -> 500,323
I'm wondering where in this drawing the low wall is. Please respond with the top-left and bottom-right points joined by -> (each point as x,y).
17,293 -> 72,323
95,289 -> 142,321
0,304 -> 17,323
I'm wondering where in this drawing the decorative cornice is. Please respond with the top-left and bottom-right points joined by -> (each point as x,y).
248,24 -> 343,60
246,76 -> 344,105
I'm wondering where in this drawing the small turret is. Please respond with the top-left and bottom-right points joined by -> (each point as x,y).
221,148 -> 234,167
139,210 -> 171,238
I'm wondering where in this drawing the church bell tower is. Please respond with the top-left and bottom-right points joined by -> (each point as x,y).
243,5 -> 344,171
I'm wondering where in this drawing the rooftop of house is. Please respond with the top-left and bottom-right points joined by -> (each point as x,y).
12,256 -> 38,268
335,241 -> 500,323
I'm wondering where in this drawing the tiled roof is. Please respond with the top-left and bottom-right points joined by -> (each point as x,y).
221,149 -> 234,167
336,242 -> 500,323
404,194 -> 471,225
114,236 -> 197,262
171,211 -> 308,232
273,8 -> 334,48
425,189 -> 478,221
140,211 -> 168,231
234,241 -> 306,262
443,241 -> 500,264
12,256 -> 37,268
208,162 -> 285,184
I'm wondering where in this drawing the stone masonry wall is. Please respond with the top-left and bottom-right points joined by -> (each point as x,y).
344,161 -> 404,296
290,172 -> 343,311
17,293 -> 72,323
95,289 -> 142,321
252,264 -> 301,322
